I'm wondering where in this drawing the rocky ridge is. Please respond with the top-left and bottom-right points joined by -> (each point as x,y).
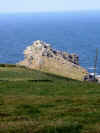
19,40 -> 88,80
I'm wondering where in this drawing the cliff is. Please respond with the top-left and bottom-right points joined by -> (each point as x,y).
18,40 -> 88,80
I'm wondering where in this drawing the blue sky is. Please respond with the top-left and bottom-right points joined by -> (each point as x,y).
0,0 -> 100,13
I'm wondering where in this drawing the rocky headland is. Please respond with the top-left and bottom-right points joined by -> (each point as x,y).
18,40 -> 88,80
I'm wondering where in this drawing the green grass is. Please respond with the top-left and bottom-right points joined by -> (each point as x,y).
0,64 -> 100,133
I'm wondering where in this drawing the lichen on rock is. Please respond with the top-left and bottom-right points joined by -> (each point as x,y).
18,40 -> 88,81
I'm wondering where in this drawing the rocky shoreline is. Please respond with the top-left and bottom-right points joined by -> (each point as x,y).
18,40 -> 88,81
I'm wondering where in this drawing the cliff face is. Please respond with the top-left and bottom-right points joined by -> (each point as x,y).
18,40 -> 88,80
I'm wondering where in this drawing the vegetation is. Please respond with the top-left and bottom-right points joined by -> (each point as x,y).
0,64 -> 100,133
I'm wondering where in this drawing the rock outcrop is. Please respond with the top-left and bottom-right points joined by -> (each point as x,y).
18,40 -> 88,80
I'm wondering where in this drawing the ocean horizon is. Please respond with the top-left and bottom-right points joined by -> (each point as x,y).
0,11 -> 100,73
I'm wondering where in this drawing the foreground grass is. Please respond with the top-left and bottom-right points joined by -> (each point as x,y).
0,65 -> 100,133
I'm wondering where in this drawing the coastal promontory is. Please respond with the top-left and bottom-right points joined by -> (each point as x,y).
18,40 -> 88,80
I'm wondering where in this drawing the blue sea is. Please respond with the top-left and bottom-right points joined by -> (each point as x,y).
0,11 -> 100,73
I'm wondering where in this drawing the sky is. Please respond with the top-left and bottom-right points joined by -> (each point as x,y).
0,0 -> 100,13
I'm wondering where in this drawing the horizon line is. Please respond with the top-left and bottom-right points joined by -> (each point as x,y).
0,9 -> 100,14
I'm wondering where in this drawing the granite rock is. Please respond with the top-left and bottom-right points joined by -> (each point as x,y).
18,40 -> 88,81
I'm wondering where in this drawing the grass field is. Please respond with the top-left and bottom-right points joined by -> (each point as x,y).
0,64 -> 100,133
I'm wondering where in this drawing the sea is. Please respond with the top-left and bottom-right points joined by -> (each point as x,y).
0,11 -> 100,74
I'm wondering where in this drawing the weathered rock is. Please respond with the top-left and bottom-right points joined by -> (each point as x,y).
18,40 -> 88,81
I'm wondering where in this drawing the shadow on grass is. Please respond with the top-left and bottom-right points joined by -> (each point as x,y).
16,104 -> 40,117
37,123 -> 83,133
0,122 -> 83,133
28,79 -> 53,82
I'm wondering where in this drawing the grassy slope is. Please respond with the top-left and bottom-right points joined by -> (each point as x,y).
0,65 -> 100,133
